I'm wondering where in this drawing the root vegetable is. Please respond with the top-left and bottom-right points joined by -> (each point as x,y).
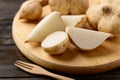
41,31 -> 69,54
86,4 -> 102,30
27,0 -> 48,7
49,0 -> 89,15
66,27 -> 112,51
61,15 -> 87,28
40,0 -> 48,6
26,11 -> 66,42
86,0 -> 120,34
19,0 -> 42,21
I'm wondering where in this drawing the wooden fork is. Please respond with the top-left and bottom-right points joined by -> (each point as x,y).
14,60 -> 74,80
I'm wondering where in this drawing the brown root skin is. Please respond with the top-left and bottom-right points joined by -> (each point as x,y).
49,0 -> 70,15
86,5 -> 102,30
49,0 -> 89,15
102,6 -> 113,16
19,0 -> 42,21
39,0 -> 48,7
75,16 -> 87,28
27,0 -> 48,7
70,0 -> 89,15
86,0 -> 120,34
98,5 -> 120,34
19,14 -> 41,21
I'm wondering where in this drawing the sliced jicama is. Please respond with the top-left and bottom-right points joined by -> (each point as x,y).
26,11 -> 65,42
61,15 -> 87,27
41,31 -> 69,54
66,27 -> 112,51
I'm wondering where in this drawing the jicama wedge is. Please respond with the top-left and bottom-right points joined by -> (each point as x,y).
41,31 -> 69,54
66,27 -> 112,51
26,11 -> 65,42
61,15 -> 87,27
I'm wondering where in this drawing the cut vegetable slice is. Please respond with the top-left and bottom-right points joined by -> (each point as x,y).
66,27 -> 112,51
26,11 -> 65,42
41,31 -> 69,54
61,15 -> 87,27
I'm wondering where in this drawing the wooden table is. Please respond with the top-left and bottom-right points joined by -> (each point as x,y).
1,0 -> 120,80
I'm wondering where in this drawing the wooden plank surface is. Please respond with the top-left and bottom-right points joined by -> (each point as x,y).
1,0 -> 120,80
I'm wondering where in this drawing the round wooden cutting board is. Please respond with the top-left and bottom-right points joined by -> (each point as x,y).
12,0 -> 120,74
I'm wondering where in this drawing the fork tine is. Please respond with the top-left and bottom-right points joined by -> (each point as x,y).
14,60 -> 33,71
14,62 -> 31,72
15,60 -> 33,68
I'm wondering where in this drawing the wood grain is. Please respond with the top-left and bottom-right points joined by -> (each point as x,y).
12,0 -> 120,74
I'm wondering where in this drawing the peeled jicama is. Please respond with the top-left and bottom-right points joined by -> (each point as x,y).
62,15 -> 87,28
26,11 -> 66,42
41,31 -> 69,54
66,27 -> 112,51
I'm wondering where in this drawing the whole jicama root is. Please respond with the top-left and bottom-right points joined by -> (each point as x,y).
86,0 -> 120,34
49,0 -> 89,15
19,0 -> 45,21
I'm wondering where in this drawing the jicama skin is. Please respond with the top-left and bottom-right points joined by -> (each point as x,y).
49,0 -> 89,15
19,0 -> 42,20
86,0 -> 120,34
